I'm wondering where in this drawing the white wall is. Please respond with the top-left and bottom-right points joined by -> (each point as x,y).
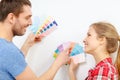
13,0 -> 120,80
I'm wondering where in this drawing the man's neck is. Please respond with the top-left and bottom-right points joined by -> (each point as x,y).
0,22 -> 13,42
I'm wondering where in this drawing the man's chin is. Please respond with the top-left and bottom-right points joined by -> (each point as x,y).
15,34 -> 24,36
16,32 -> 25,36
21,29 -> 27,35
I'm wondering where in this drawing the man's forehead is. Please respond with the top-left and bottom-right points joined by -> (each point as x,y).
20,5 -> 32,16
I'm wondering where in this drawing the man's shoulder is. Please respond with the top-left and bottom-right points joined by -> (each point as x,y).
0,38 -> 19,51
0,38 -> 23,59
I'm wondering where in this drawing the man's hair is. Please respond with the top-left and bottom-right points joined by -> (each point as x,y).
0,0 -> 31,22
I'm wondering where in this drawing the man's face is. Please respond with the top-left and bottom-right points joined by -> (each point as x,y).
12,5 -> 32,36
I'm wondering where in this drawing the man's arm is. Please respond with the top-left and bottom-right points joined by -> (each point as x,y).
16,49 -> 70,80
21,33 -> 43,57
38,49 -> 70,80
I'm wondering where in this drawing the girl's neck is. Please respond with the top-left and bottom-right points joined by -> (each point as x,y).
93,52 -> 110,64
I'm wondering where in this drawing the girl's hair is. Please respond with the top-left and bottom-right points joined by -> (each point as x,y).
115,38 -> 120,79
91,22 -> 120,79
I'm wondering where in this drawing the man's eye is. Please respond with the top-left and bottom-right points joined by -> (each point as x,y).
25,17 -> 29,20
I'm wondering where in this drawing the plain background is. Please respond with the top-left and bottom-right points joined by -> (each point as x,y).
13,0 -> 120,80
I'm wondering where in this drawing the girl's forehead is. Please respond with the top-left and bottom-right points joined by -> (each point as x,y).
88,26 -> 97,35
88,26 -> 95,32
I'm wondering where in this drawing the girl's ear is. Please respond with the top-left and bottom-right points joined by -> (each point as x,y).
99,36 -> 106,45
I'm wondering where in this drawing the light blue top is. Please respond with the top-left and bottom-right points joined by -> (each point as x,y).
0,38 -> 27,80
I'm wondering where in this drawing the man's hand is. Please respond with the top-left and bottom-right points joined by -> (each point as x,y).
21,33 -> 44,56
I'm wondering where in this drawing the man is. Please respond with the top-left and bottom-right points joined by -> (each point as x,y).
0,0 -> 70,80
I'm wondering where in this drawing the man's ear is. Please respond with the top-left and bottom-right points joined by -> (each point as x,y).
7,13 -> 16,24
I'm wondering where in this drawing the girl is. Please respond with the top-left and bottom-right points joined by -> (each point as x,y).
69,22 -> 119,80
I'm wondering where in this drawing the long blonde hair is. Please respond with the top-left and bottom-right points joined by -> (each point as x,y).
115,38 -> 120,79
91,22 -> 120,78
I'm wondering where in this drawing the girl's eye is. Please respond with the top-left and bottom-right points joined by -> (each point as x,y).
87,33 -> 91,37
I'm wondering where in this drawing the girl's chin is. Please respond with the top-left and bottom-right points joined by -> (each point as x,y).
84,50 -> 90,53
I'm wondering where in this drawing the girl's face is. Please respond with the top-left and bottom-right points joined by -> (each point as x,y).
83,26 -> 101,54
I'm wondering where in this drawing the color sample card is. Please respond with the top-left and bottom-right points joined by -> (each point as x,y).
29,16 -> 58,37
53,42 -> 86,64
29,16 -> 41,34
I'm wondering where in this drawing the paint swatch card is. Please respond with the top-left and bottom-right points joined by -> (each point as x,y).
29,16 -> 58,37
53,42 -> 86,64
29,16 -> 41,34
